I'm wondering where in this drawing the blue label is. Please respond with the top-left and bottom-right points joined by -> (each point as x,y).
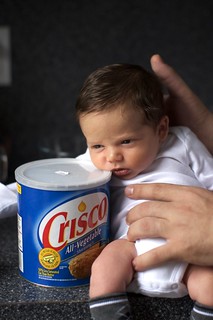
17,183 -> 110,287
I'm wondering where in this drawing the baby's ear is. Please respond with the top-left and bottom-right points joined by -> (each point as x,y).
158,116 -> 169,142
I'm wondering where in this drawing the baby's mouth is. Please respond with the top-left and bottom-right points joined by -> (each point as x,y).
112,168 -> 131,177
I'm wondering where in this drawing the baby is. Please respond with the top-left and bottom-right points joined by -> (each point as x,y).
76,63 -> 213,320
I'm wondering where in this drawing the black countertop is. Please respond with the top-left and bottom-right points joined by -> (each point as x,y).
0,216 -> 193,320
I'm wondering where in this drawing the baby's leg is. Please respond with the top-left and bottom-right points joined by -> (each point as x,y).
90,238 -> 136,298
184,265 -> 213,319
89,239 -> 136,320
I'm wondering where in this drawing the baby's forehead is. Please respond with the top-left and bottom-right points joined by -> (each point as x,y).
79,102 -> 150,130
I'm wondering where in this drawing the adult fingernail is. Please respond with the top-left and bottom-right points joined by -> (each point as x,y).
125,186 -> 133,196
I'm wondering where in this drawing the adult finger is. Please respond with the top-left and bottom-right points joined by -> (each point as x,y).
125,183 -> 191,202
126,199 -> 172,225
127,216 -> 169,241
132,243 -> 180,271
150,54 -> 193,98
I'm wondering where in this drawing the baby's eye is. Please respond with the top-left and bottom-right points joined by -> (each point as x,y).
122,139 -> 131,145
92,145 -> 103,149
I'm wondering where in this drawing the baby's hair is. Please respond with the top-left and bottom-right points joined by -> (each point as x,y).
76,64 -> 165,126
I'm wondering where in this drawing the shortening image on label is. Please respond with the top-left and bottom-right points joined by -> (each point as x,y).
68,242 -> 105,279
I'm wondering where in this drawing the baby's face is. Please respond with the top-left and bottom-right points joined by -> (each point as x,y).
79,105 -> 168,180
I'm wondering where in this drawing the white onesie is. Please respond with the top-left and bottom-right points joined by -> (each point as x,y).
78,126 -> 213,298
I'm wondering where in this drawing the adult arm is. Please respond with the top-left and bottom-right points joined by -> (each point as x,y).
151,54 -> 213,154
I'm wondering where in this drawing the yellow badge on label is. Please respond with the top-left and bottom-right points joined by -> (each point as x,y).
39,248 -> 61,270
17,183 -> 22,194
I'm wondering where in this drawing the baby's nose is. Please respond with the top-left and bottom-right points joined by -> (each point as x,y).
107,149 -> 123,163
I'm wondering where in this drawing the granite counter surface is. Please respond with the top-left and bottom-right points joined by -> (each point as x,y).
0,216 -> 193,319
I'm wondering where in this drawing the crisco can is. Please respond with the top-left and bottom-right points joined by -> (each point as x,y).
15,158 -> 111,287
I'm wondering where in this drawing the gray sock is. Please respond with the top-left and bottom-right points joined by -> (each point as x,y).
89,293 -> 133,320
191,302 -> 213,320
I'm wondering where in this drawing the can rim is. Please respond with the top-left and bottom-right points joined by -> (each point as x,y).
15,158 -> 111,191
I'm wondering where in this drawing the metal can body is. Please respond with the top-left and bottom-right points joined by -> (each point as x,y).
15,159 -> 111,287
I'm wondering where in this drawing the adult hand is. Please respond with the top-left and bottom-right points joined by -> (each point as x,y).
125,183 -> 213,271
151,54 -> 213,154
